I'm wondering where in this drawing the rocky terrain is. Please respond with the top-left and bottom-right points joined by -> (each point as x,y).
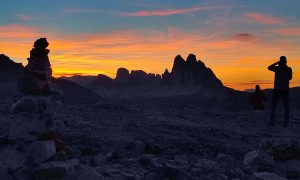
1,97 -> 300,179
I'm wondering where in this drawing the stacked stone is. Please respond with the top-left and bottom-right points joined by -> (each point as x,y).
0,38 -> 75,179
18,38 -> 61,96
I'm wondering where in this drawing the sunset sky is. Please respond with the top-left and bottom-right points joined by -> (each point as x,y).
1,0 -> 300,90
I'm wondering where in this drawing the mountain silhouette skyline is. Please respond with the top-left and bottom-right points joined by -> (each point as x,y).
60,53 -> 225,90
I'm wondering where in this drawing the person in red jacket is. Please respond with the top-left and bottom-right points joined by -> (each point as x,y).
251,85 -> 267,110
268,56 -> 293,127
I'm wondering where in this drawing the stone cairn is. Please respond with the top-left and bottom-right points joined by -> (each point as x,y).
0,38 -> 83,179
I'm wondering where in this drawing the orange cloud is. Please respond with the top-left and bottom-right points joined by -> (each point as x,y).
1,24 -> 299,91
122,5 -> 241,17
245,13 -> 282,24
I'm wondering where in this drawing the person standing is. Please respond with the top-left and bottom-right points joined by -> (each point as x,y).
268,56 -> 292,127
251,85 -> 267,110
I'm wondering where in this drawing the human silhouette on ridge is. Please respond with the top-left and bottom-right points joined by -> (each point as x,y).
251,85 -> 267,110
268,56 -> 292,127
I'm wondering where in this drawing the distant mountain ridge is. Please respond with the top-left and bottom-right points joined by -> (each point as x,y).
0,54 -> 24,82
89,54 -> 223,89
0,54 -> 102,103
59,75 -> 97,87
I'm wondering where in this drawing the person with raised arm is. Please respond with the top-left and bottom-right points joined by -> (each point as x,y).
268,56 -> 292,127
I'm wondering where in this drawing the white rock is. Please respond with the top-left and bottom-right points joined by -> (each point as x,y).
252,172 -> 287,180
11,96 -> 50,114
8,112 -> 53,141
244,150 -> 274,168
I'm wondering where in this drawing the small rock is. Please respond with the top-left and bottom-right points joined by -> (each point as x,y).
174,155 -> 189,165
139,154 -> 164,170
164,162 -> 191,179
96,163 -> 123,176
212,162 -> 245,179
144,142 -> 162,154
215,153 -> 236,164
244,150 -> 273,172
251,172 -> 287,180
123,140 -> 145,154
93,154 -> 107,166
208,174 -> 229,180
106,151 -> 122,161
11,96 -> 49,114
76,164 -> 105,180
194,158 -> 217,174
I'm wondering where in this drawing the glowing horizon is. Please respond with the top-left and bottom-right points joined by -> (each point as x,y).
1,1 -> 300,90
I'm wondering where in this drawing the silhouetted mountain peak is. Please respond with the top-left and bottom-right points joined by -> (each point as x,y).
162,54 -> 223,88
172,55 -> 185,73
0,54 -> 22,67
115,68 -> 130,83
89,74 -> 114,88
59,75 -> 97,87
186,54 -> 197,64
164,68 -> 170,74
0,54 -> 24,81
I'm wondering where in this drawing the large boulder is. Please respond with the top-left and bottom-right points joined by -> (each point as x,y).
20,141 -> 56,165
34,159 -> 79,180
9,96 -> 54,142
